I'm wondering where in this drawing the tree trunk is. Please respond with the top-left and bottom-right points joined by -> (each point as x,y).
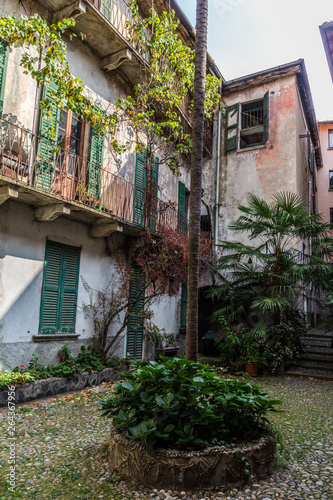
185,0 -> 208,361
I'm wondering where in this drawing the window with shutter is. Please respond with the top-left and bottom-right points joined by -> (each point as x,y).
126,267 -> 145,359
149,156 -> 159,231
39,241 -> 80,334
225,93 -> 269,152
89,115 -> 105,202
35,81 -> 60,191
0,37 -> 9,117
180,283 -> 187,331
133,147 -> 147,226
178,181 -> 186,234
225,103 -> 239,152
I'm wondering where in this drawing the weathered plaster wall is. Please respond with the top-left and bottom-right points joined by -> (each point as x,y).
295,85 -> 313,209
218,75 -> 297,244
0,201 -> 181,370
317,122 -> 333,223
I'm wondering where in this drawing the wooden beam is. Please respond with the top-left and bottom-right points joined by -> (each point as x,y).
102,49 -> 132,72
52,0 -> 86,24
35,204 -> 71,222
0,186 -> 19,205
90,223 -> 123,238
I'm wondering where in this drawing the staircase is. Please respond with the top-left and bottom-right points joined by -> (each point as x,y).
284,327 -> 333,380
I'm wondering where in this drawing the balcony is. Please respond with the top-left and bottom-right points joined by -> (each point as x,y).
0,118 -> 187,236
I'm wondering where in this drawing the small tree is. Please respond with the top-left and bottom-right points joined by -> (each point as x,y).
82,225 -> 212,361
213,192 -> 333,336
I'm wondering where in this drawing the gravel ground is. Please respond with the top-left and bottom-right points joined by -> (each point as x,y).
0,375 -> 332,500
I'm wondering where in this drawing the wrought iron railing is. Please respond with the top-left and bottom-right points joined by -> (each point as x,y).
0,118 -> 188,233
86,0 -> 194,126
88,0 -> 151,61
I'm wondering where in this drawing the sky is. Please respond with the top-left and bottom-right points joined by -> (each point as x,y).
177,0 -> 333,121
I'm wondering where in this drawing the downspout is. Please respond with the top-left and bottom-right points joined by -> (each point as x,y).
214,106 -> 222,248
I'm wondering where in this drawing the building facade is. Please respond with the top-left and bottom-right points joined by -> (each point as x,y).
0,0 -> 220,370
202,60 -> 322,326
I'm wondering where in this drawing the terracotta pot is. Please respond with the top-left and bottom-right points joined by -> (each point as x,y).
245,362 -> 259,377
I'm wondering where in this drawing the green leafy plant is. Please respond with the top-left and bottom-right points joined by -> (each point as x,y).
258,308 -> 306,374
0,371 -> 35,390
212,192 -> 333,338
100,357 -> 281,452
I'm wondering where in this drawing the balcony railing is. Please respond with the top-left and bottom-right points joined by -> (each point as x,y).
87,0 -> 195,127
0,118 -> 187,233
88,0 -> 151,61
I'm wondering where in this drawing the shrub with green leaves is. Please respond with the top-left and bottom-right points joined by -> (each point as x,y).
100,357 -> 281,451
0,371 -> 35,390
259,308 -> 306,374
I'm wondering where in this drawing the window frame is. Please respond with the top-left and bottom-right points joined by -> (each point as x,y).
39,240 -> 81,335
328,129 -> 333,149
329,171 -> 333,191
225,91 -> 269,152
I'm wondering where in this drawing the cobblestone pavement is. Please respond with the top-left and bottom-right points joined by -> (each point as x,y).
0,376 -> 332,499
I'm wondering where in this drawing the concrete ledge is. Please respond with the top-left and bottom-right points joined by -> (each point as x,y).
108,428 -> 276,489
32,334 -> 81,342
0,367 -> 127,408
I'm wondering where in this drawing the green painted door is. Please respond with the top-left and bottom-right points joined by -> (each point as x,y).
0,38 -> 9,116
133,148 -> 147,226
39,241 -> 80,334
126,267 -> 145,359
36,81 -> 60,191
178,181 -> 186,234
180,283 -> 187,331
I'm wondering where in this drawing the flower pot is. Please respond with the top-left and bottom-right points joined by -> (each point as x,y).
245,362 -> 259,377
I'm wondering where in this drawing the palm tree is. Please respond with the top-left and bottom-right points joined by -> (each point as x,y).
213,192 -> 333,336
186,0 -> 208,361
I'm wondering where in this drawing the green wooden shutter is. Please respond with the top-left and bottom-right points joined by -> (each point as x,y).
36,81 -> 60,191
39,242 -> 63,334
39,241 -> 80,334
180,284 -> 187,331
133,148 -> 147,226
149,156 -> 159,231
0,38 -> 9,117
101,0 -> 113,19
263,91 -> 269,144
178,180 -> 186,234
126,267 -> 145,359
225,103 -> 239,152
89,119 -> 105,202
59,245 -> 80,333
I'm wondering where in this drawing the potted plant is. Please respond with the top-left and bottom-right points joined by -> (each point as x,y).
239,336 -> 266,376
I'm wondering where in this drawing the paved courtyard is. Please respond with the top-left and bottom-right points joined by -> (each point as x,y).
0,376 -> 332,499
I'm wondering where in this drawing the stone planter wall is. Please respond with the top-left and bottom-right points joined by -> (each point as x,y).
0,367 -> 127,408
108,427 -> 276,490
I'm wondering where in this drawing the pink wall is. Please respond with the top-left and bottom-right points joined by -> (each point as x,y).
318,122 -> 333,223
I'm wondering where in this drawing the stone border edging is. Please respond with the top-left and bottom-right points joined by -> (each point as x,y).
108,427 -> 276,490
0,367 -> 127,408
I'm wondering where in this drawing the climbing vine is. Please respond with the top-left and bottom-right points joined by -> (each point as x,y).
0,5 -> 221,169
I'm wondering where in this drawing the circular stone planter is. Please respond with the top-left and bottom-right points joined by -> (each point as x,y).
108,427 -> 276,490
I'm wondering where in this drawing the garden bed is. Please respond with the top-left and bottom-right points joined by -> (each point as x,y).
0,367 -> 126,408
108,427 -> 276,490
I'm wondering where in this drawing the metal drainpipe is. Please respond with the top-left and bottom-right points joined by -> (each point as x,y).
214,106 -> 222,248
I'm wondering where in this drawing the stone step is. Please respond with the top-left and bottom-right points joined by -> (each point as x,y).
303,345 -> 333,356
299,352 -> 333,362
301,337 -> 332,346
284,366 -> 333,381
290,359 -> 333,370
